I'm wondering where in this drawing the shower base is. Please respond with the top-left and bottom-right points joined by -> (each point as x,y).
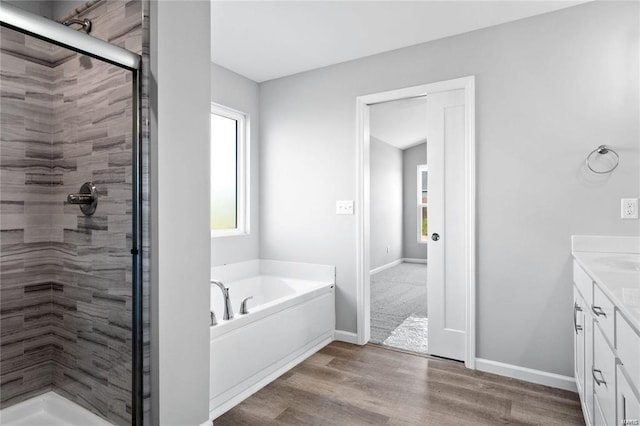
0,392 -> 112,426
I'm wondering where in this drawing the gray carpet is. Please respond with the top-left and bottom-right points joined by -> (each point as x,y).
370,262 -> 427,346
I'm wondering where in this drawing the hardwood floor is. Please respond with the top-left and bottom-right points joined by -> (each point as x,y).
215,342 -> 584,425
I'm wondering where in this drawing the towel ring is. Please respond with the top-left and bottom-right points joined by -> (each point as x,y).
586,145 -> 619,174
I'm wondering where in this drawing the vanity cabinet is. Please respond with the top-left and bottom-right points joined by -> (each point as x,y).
573,260 -> 640,426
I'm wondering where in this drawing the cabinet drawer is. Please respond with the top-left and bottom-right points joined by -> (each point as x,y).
593,285 -> 615,347
617,312 -> 640,391
573,261 -> 593,306
617,365 -> 640,426
593,325 -> 616,426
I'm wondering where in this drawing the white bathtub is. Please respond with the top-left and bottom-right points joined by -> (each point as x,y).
209,260 -> 335,420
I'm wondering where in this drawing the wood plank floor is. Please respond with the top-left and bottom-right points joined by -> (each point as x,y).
215,342 -> 584,425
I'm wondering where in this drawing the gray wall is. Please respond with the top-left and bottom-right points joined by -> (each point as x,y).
259,1 -> 639,377
210,63 -> 260,266
150,1 -> 211,424
370,137 -> 403,270
403,143 -> 428,260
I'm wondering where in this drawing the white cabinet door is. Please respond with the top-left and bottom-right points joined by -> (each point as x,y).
594,396 -> 608,426
574,288 -> 586,394
617,366 -> 640,426
574,264 -> 595,425
585,315 -> 595,424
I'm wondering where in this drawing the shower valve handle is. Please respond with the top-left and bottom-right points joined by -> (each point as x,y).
67,193 -> 95,204
67,182 -> 98,216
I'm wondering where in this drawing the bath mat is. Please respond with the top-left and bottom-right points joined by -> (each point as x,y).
382,315 -> 428,355
370,263 -> 427,344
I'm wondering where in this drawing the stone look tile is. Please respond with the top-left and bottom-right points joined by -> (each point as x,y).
0,2 -> 142,425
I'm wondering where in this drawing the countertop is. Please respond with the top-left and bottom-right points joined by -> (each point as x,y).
573,250 -> 640,332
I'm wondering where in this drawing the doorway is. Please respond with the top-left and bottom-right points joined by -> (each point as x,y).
368,97 -> 429,354
355,77 -> 476,367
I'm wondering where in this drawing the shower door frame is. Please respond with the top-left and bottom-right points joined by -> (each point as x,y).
0,3 -> 145,425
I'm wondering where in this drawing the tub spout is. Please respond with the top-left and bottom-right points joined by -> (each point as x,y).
211,280 -> 234,320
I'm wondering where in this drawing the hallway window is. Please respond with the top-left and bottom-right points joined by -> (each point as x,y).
418,165 -> 428,242
211,103 -> 249,236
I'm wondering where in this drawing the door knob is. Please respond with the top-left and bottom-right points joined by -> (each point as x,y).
431,233 -> 440,241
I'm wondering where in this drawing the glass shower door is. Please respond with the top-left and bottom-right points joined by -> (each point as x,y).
0,11 -> 142,425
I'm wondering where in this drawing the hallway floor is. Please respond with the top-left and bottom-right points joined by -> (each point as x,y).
370,262 -> 428,353
215,342 -> 584,425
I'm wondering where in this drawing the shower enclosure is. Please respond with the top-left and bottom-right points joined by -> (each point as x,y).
0,2 -> 144,424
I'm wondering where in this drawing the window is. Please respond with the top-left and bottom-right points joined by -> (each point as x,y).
418,165 -> 428,243
210,103 -> 249,237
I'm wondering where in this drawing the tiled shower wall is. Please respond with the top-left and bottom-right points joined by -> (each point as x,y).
0,27 -> 59,407
0,1 -> 142,424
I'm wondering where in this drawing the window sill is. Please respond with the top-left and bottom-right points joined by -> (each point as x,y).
211,229 -> 248,238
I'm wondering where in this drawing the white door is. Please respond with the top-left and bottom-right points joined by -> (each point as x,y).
426,89 -> 466,361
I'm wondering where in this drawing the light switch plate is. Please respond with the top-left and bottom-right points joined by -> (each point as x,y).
336,200 -> 354,215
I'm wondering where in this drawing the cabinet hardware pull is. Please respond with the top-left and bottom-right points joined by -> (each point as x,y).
573,302 -> 583,334
592,367 -> 606,386
592,305 -> 607,317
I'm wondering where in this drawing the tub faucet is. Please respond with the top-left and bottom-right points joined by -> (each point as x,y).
240,296 -> 253,315
211,280 -> 234,320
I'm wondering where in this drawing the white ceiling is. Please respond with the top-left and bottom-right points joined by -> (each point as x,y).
370,97 -> 428,150
211,1 -> 586,83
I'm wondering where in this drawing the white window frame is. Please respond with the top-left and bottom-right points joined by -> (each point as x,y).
417,164 -> 428,244
210,102 -> 250,238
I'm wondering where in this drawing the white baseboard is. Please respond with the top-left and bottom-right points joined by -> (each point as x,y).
369,258 -> 428,275
403,258 -> 427,264
334,330 -> 359,344
369,259 -> 403,275
475,358 -> 577,392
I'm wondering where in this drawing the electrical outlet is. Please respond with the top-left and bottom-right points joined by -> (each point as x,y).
621,198 -> 638,219
336,200 -> 354,215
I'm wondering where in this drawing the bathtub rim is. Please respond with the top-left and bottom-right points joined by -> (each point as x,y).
210,277 -> 334,340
